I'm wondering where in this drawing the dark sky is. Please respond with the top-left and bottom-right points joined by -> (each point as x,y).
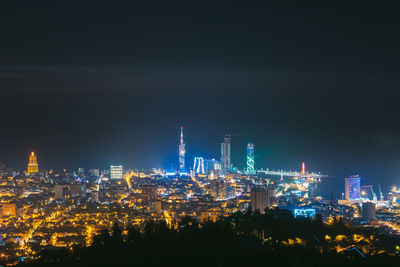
1,1 -> 400,195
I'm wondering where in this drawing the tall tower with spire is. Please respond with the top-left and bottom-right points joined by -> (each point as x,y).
179,126 -> 186,173
27,152 -> 39,173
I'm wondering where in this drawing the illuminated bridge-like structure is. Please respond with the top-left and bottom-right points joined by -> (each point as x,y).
257,169 -> 326,180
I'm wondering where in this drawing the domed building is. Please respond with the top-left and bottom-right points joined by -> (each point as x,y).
27,152 -> 39,173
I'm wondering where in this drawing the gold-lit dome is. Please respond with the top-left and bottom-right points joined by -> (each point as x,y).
27,152 -> 39,173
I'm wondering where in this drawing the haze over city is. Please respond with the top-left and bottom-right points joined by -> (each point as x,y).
1,1 -> 400,266
1,2 -> 400,197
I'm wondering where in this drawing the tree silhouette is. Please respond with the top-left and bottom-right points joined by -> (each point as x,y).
17,208 -> 400,267
112,222 -> 122,240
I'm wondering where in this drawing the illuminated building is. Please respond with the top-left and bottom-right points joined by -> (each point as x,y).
200,210 -> 221,223
246,142 -> 255,174
140,184 -> 158,202
193,157 -> 205,174
251,187 -> 273,213
213,161 -> 221,173
294,208 -> 316,218
77,167 -> 85,174
221,135 -> 231,173
345,175 -> 361,200
110,165 -> 123,179
301,162 -> 305,175
0,204 -> 17,217
389,187 -> 400,204
204,158 -> 221,174
153,200 -> 162,214
179,126 -> 186,172
27,151 -> 39,173
210,179 -> 227,200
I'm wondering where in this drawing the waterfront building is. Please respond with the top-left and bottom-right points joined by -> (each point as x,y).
345,175 -> 361,200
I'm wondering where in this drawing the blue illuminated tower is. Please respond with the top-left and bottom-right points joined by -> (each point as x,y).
179,126 -> 186,173
247,142 -> 255,174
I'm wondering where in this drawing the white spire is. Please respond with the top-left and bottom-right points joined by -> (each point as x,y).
180,126 -> 184,144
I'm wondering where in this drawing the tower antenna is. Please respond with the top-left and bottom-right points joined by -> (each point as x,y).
179,126 -> 186,173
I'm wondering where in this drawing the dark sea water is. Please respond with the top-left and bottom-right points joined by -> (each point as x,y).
318,177 -> 344,200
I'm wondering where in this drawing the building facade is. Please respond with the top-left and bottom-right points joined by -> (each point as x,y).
251,187 -> 273,213
27,152 -> 39,173
221,135 -> 231,173
345,175 -> 361,200
110,165 -> 123,179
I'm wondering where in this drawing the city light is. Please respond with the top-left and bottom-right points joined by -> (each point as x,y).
1,2 -> 399,265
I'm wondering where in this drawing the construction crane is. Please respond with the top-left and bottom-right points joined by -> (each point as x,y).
378,184 -> 384,201
370,187 -> 377,202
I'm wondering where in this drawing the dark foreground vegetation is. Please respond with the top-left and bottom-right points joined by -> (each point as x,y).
17,208 -> 400,267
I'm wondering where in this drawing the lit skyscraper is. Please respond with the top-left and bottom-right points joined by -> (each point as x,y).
110,165 -> 123,179
27,152 -> 39,173
179,126 -> 186,173
345,175 -> 361,200
246,142 -> 255,174
193,157 -> 205,174
221,135 -> 231,173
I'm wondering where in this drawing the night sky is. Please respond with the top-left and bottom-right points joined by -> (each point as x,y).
1,1 -> 400,196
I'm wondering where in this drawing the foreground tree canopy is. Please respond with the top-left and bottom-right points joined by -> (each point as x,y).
16,208 -> 400,267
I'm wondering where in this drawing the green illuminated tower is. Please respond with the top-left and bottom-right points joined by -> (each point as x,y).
247,143 -> 255,174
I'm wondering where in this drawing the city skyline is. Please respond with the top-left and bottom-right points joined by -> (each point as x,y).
0,124 -> 396,197
1,2 -> 400,196
1,2 -> 400,265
